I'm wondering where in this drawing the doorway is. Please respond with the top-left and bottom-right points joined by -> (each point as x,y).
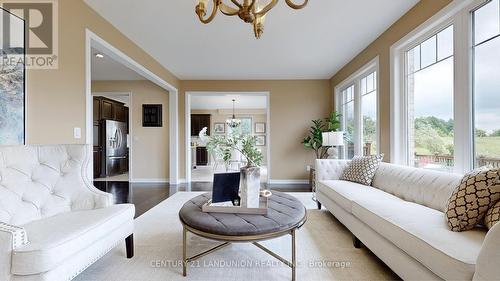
185,92 -> 271,184
85,30 -> 179,183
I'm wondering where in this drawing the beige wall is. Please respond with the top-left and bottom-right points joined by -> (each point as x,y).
191,109 -> 269,164
330,0 -> 452,161
26,0 -> 179,145
180,80 -> 332,181
92,80 -> 169,180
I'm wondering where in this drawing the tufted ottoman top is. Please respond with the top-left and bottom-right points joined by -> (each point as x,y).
179,192 -> 306,238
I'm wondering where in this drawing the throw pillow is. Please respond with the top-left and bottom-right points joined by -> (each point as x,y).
340,154 -> 384,186
446,167 -> 500,232
485,200 -> 500,230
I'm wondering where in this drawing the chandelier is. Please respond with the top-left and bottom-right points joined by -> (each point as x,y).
195,0 -> 308,39
226,99 -> 241,128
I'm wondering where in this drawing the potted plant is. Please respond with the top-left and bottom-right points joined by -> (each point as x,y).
302,112 -> 342,159
199,128 -> 263,208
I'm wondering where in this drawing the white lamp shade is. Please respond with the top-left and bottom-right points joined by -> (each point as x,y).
322,131 -> 344,147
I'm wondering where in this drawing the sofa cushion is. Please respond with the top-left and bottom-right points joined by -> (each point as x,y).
318,180 -> 402,213
340,154 -> 383,186
12,204 -> 135,275
372,163 -> 462,212
485,200 -> 500,230
446,167 -> 500,232
352,199 -> 486,280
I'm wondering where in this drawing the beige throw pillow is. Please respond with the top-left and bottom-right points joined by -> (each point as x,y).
446,167 -> 500,232
485,200 -> 500,230
340,154 -> 384,186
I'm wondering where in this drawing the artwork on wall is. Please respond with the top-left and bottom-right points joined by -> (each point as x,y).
143,104 -> 163,127
255,122 -> 266,134
0,8 -> 25,145
214,123 -> 225,134
256,135 -> 266,146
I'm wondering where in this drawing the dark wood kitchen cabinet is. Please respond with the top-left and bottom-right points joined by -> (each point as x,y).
101,99 -> 114,120
93,96 -> 128,124
196,147 -> 209,166
191,114 -> 211,136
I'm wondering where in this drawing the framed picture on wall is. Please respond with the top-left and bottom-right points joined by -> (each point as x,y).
143,104 -> 162,127
0,8 -> 26,145
256,135 -> 266,146
214,123 -> 225,134
255,122 -> 266,134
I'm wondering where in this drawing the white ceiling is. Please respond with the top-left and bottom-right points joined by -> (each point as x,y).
191,94 -> 267,110
91,47 -> 146,81
84,0 -> 419,80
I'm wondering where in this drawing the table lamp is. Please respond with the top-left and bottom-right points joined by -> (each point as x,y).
322,131 -> 344,159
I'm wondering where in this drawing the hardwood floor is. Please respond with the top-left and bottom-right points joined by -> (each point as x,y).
93,181 -> 311,217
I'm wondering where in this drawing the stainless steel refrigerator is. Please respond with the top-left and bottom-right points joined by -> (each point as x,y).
103,120 -> 128,177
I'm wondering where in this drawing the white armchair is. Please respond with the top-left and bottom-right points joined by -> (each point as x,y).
0,145 -> 135,281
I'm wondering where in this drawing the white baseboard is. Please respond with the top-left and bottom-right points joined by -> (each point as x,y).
130,178 -> 169,183
268,179 -> 310,185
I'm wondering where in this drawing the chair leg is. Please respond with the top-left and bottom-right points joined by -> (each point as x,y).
317,201 -> 322,210
125,234 -> 134,258
353,236 -> 362,249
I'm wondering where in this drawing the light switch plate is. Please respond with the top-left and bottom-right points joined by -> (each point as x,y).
73,127 -> 81,139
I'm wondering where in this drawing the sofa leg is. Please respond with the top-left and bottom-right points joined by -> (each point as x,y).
353,236 -> 362,249
125,234 -> 134,258
317,201 -> 322,210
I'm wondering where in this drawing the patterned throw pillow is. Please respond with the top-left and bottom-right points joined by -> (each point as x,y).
485,200 -> 500,230
340,154 -> 384,186
446,167 -> 500,232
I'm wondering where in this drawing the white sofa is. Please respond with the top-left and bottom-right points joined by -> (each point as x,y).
316,159 -> 500,281
0,145 -> 135,281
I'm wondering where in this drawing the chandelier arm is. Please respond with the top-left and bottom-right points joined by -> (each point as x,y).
253,0 -> 278,16
285,0 -> 308,10
230,0 -> 243,9
219,2 -> 240,16
248,0 -> 256,11
197,0 -> 220,24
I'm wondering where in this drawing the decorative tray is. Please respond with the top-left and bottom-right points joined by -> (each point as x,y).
202,196 -> 269,215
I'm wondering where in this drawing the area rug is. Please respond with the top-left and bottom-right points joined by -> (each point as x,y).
75,192 -> 398,281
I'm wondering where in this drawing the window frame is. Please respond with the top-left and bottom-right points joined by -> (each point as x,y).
390,0 -> 488,174
335,57 -> 380,159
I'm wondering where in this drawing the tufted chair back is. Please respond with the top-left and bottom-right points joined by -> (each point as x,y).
0,145 -> 110,226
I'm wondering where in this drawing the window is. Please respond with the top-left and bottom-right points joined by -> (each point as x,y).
406,26 -> 455,172
337,59 -> 379,159
392,0 -> 500,174
340,85 -> 355,159
473,0 -> 500,167
361,72 -> 378,156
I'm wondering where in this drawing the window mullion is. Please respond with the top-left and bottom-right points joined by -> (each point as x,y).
354,80 -> 363,156
454,9 -> 474,173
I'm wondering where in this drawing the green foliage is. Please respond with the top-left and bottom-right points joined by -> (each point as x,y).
490,130 -> 500,137
415,122 -> 448,155
301,111 -> 343,159
302,119 -> 327,159
202,129 -> 263,167
325,112 -> 342,132
415,117 -> 454,137
476,129 -> 488,138
363,116 -> 376,142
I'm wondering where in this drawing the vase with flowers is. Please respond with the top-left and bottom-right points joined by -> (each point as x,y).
199,128 -> 263,208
